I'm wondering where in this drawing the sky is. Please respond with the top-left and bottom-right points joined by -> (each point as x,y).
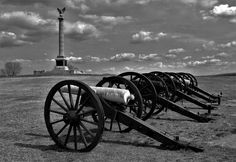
0,0 -> 236,75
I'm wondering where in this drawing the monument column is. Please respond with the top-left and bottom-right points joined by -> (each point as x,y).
58,12 -> 64,58
55,7 -> 68,70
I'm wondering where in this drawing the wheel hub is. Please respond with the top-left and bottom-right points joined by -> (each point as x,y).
64,110 -> 80,124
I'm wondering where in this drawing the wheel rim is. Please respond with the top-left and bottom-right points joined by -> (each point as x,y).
166,72 -> 185,92
96,76 -> 143,132
144,73 -> 169,115
44,80 -> 104,152
178,72 -> 195,87
150,71 -> 177,102
185,73 -> 198,87
119,72 -> 157,120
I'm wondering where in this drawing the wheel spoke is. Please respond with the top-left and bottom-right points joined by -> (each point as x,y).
137,78 -> 142,86
73,125 -> 77,150
64,124 -> 72,146
58,89 -> 71,110
50,109 -> 66,115
56,123 -> 69,136
67,84 -> 74,109
77,125 -> 88,147
80,118 -> 99,126
79,108 -> 97,117
76,96 -> 91,114
117,121 -> 122,132
51,118 -> 64,125
80,121 -> 95,138
139,85 -> 148,92
74,87 -> 81,110
52,98 -> 68,112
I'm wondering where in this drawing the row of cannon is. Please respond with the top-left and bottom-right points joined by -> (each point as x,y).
44,71 -> 222,152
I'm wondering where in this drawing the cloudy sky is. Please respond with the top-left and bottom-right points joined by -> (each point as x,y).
0,0 -> 236,75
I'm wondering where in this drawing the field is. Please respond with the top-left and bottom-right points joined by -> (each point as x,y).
0,75 -> 236,162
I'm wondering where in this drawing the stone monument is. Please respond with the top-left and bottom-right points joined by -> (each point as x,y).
55,7 -> 69,71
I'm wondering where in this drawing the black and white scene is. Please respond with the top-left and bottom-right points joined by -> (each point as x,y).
0,0 -> 236,161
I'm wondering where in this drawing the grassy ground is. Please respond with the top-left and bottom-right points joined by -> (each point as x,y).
0,75 -> 236,162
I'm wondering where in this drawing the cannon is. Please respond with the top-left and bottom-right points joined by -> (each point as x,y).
178,72 -> 222,105
44,76 -> 203,152
147,71 -> 216,114
119,72 -> 211,122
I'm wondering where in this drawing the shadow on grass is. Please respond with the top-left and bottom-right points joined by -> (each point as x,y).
101,139 -> 162,149
152,117 -> 194,122
14,143 -> 67,152
25,133 -> 50,138
15,133 -> 184,152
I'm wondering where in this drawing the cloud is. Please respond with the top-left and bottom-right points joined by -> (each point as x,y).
165,54 -> 177,58
124,66 -> 134,71
65,0 -> 90,13
109,53 -> 135,62
0,11 -> 100,44
0,11 -> 55,31
211,4 -> 236,17
13,59 -> 31,62
216,52 -> 230,57
150,62 -> 164,68
80,14 -> 133,27
138,53 -> 161,61
183,56 -> 192,60
0,31 -> 30,47
102,67 -> 116,72
218,41 -> 236,48
0,11 -> 57,44
0,0 -> 51,6
168,48 -> 185,53
65,56 -> 83,61
64,21 -> 100,40
186,58 -> 222,67
179,0 -> 218,8
131,31 -> 167,43
84,56 -> 109,62
202,55 -> 215,59
202,40 -> 218,50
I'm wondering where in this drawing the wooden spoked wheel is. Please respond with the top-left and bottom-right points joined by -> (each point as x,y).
166,72 -> 186,92
150,71 -> 177,102
119,72 -> 157,120
144,73 -> 170,115
178,72 -> 195,87
44,80 -> 104,152
96,76 -> 143,132
185,73 -> 198,87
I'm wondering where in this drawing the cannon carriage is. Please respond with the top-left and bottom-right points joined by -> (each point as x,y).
119,72 -> 212,122
44,75 -> 204,152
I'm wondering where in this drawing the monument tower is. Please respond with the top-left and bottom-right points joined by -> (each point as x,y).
55,7 -> 69,71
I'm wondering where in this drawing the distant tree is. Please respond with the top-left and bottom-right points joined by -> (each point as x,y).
4,62 -> 22,76
0,69 -> 6,76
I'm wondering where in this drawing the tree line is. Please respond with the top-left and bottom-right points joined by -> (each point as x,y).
0,62 -> 22,77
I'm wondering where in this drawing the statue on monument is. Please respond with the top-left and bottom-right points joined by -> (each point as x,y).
57,7 -> 66,17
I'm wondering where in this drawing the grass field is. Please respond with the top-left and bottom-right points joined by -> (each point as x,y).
0,75 -> 236,162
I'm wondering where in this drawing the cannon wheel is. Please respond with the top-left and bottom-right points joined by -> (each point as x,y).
96,76 -> 143,132
119,72 -> 157,120
150,71 -> 177,102
44,80 -> 104,152
185,73 -> 198,87
178,72 -> 195,87
143,73 -> 169,115
166,72 -> 186,92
